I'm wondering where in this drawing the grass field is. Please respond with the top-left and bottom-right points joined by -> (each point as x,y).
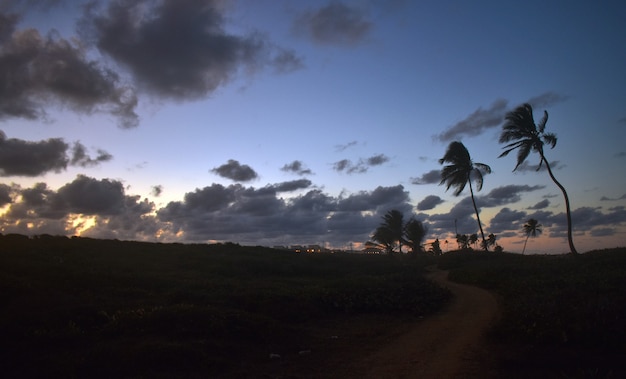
2,234 -> 625,378
0,235 -> 448,378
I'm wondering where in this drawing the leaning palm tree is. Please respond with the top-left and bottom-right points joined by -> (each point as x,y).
499,104 -> 578,254
521,218 -> 542,254
440,141 -> 492,250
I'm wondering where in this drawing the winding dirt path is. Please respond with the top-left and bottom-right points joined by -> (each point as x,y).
337,268 -> 499,378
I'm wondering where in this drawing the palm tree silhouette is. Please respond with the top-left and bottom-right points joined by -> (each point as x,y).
499,104 -> 578,254
404,217 -> 428,254
439,141 -> 492,250
369,210 -> 406,254
521,218 -> 542,254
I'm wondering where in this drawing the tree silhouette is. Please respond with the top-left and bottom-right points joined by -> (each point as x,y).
521,218 -> 542,255
499,104 -> 578,254
440,141 -> 492,250
469,233 -> 479,249
404,217 -> 428,254
369,210 -> 405,254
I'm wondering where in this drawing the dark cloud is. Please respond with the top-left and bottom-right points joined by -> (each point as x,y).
211,159 -> 258,182
271,179 -> 312,192
590,227 -> 615,237
151,185 -> 163,197
436,92 -> 569,142
333,154 -> 389,174
0,13 -> 138,127
83,0 -> 301,100
436,99 -> 508,142
70,142 -> 113,167
488,207 -> 526,234
527,199 -> 550,210
0,131 -> 111,176
417,195 -> 443,211
0,131 -> 68,176
0,183 -> 12,206
410,169 -> 440,185
55,175 -> 127,215
281,160 -> 313,176
294,2 -> 372,46
479,184 -> 545,208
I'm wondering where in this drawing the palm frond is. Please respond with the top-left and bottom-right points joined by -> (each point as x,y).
471,168 -> 484,191
543,133 -> 557,149
537,110 -> 548,133
514,143 -> 532,171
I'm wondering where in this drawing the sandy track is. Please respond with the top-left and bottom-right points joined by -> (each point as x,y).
337,268 -> 499,378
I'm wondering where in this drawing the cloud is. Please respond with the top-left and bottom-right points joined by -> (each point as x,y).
294,2 -> 372,46
70,142 -> 113,167
281,160 -> 313,176
511,160 -> 566,173
600,193 -> 626,201
0,131 -> 111,176
82,0 -> 301,101
436,92 -> 569,142
479,184 -> 545,208
489,207 -> 527,234
335,140 -> 358,152
436,99 -> 508,142
211,159 -> 258,182
526,91 -> 569,109
0,12 -> 138,128
618,117 -> 626,125
417,195 -> 444,211
333,154 -> 389,174
0,183 -> 12,206
614,152 -> 626,158
151,185 -> 163,197
410,169 -> 440,185
271,179 -> 312,192
527,199 -> 550,210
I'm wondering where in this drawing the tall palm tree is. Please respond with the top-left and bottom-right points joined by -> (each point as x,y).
521,218 -> 542,254
499,104 -> 578,254
404,217 -> 428,254
440,141 -> 492,250
380,209 -> 406,253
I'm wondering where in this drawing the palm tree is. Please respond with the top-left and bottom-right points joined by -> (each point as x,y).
380,209 -> 406,253
440,141 -> 492,250
499,104 -> 578,254
404,217 -> 428,254
521,218 -> 542,254
369,226 -> 396,254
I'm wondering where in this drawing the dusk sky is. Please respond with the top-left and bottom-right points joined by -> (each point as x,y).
1,0 -> 625,253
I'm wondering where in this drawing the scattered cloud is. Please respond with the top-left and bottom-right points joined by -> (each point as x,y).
332,154 -> 389,174
601,194 -> 626,202
417,195 -> 443,211
510,160 -> 566,173
334,140 -> 358,152
479,185 -> 545,208
211,159 -> 258,182
526,91 -> 569,109
0,183 -> 12,206
436,99 -> 508,142
410,169 -> 440,185
151,185 -> 163,197
271,179 -> 312,192
294,2 -> 372,46
436,92 -> 569,142
281,160 -> 313,176
0,131 -> 110,176
527,199 -> 550,210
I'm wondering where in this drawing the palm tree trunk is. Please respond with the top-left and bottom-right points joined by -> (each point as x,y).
468,179 -> 488,251
541,155 -> 578,254
522,233 -> 530,255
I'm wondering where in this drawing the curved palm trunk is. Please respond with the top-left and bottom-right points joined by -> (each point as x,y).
468,179 -> 488,251
522,233 -> 530,255
541,155 -> 578,254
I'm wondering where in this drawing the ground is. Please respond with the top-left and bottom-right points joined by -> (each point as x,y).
254,268 -> 499,379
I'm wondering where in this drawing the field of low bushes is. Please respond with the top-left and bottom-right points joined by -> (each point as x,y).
439,248 -> 626,377
0,235 -> 449,378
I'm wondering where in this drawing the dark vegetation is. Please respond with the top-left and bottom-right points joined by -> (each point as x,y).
0,234 -> 448,378
440,248 -> 626,378
2,234 -> 625,378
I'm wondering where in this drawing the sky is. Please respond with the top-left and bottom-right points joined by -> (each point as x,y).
0,0 -> 625,254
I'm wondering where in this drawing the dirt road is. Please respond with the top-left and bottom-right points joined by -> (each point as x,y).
261,268 -> 499,379
335,268 -> 499,378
